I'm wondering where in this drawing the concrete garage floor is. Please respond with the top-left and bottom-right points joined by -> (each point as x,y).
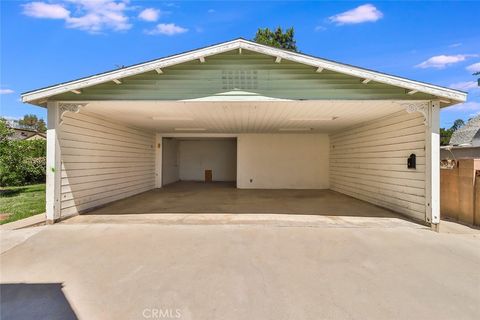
1,223 -> 479,320
82,181 -> 405,218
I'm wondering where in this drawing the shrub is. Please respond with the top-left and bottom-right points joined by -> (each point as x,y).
18,139 -> 46,158
0,141 -> 27,186
23,157 -> 46,184
0,138 -> 47,187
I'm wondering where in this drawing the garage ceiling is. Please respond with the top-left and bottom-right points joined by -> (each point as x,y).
79,100 -> 415,134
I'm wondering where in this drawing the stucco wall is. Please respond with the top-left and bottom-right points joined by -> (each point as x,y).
236,134 -> 330,189
178,139 -> 237,182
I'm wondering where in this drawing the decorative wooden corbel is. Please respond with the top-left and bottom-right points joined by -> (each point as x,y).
402,102 -> 430,126
58,103 -> 88,125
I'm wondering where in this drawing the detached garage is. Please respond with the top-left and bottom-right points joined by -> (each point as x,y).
21,38 -> 467,227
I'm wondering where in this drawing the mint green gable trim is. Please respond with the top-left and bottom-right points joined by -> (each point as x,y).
52,50 -> 435,101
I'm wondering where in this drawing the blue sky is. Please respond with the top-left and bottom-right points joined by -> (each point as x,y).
1,1 -> 479,128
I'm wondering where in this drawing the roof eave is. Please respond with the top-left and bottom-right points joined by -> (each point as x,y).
236,40 -> 467,103
21,38 -> 468,106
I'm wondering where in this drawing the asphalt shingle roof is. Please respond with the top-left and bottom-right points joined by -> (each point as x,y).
449,115 -> 480,146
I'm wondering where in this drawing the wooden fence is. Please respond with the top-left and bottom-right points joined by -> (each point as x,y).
441,159 -> 480,226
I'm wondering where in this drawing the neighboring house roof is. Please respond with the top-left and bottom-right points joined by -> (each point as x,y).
449,115 -> 480,147
21,38 -> 467,106
25,133 -> 46,140
9,127 -> 46,141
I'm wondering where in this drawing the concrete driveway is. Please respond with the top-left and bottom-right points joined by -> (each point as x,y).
1,217 -> 479,320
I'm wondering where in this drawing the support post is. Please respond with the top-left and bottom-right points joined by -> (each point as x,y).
46,101 -> 62,223
155,134 -> 163,188
426,100 -> 440,228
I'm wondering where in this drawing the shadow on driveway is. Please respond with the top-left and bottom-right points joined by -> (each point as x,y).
0,283 -> 78,320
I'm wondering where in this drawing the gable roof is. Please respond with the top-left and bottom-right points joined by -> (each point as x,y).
449,115 -> 480,146
21,38 -> 467,106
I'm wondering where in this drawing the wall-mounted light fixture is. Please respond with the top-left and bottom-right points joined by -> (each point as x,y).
152,117 -> 194,121
289,117 -> 338,121
174,128 -> 207,131
279,128 -> 313,132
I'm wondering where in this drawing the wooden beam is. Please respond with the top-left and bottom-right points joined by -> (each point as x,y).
275,56 -> 282,63
238,48 -> 242,54
199,57 -> 206,63
155,68 -> 163,74
70,89 -> 81,94
439,99 -> 451,104
407,90 -> 418,95
316,67 -> 324,73
112,79 -> 122,85
362,78 -> 371,84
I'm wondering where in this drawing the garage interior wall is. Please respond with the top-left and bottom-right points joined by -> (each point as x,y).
178,139 -> 237,182
162,138 -> 179,185
237,134 -> 330,189
329,111 -> 426,221
59,111 -> 156,218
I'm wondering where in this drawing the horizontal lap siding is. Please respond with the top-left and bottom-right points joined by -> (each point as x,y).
330,111 -> 426,221
60,111 -> 155,217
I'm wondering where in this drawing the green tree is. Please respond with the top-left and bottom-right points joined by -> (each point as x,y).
253,27 -> 298,52
36,119 -> 47,133
440,128 -> 453,146
17,114 -> 47,133
440,118 -> 466,146
18,114 -> 39,127
451,119 -> 465,131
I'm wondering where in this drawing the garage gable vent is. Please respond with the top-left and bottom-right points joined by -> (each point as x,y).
222,70 -> 258,90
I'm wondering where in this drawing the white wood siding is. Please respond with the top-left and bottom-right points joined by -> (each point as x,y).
330,111 -> 426,221
59,110 -> 155,217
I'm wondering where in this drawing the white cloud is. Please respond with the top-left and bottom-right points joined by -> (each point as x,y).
0,89 -> 14,94
22,1 -> 132,33
138,8 -> 160,22
467,62 -> 480,73
22,2 -> 70,19
164,3 -> 179,8
65,0 -> 131,32
145,23 -> 188,36
416,54 -> 478,69
447,101 -> 480,112
329,4 -> 383,25
207,9 -> 215,13
449,43 -> 462,48
449,81 -> 479,91
315,25 -> 327,32
2,116 -> 21,121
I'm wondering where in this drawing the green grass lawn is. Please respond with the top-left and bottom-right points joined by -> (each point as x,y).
0,184 -> 46,225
